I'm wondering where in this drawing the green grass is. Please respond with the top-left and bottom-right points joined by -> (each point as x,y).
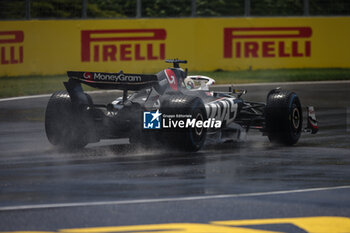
1,68 -> 350,98
0,74 -> 95,98
191,68 -> 350,84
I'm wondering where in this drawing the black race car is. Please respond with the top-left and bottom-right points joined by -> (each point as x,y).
45,59 -> 318,152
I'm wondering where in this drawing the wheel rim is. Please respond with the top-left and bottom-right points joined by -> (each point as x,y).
194,112 -> 204,136
292,107 -> 300,129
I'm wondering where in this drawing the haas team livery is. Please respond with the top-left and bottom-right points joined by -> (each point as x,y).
45,59 -> 318,152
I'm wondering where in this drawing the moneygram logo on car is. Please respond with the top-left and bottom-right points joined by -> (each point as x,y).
143,110 -> 222,129
83,72 -> 142,82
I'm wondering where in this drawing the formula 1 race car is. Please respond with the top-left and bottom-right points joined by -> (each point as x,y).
45,59 -> 318,152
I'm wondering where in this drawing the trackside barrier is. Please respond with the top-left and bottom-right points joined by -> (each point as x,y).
0,17 -> 349,76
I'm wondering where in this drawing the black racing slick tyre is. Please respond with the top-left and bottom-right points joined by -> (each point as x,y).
160,94 -> 207,152
45,90 -> 91,149
265,89 -> 303,145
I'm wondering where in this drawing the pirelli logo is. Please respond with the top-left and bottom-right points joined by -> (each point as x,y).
81,29 -> 166,62
0,30 -> 24,65
224,27 -> 312,59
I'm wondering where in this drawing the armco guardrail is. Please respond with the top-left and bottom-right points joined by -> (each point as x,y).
0,17 -> 349,76
2,0 -> 350,20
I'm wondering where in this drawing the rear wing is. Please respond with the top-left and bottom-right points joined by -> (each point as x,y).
67,71 -> 158,91
65,71 -> 158,105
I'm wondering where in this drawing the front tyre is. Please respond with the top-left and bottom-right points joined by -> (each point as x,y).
45,90 -> 90,149
161,94 -> 207,152
265,89 -> 303,145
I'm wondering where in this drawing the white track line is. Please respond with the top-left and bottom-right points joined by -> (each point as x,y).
0,93 -> 51,102
216,80 -> 350,87
0,80 -> 349,102
0,185 -> 349,212
0,90 -> 122,102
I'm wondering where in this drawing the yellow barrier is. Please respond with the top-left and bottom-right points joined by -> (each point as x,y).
1,216 -> 350,233
0,17 -> 349,76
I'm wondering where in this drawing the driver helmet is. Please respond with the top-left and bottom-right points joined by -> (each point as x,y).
184,77 -> 195,89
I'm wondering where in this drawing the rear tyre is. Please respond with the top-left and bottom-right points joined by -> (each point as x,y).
265,89 -> 302,145
160,94 -> 207,152
45,90 -> 91,149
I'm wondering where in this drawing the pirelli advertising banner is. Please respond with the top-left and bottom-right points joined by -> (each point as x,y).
0,17 -> 349,76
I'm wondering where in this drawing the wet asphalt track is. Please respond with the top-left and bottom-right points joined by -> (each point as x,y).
0,81 -> 349,232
